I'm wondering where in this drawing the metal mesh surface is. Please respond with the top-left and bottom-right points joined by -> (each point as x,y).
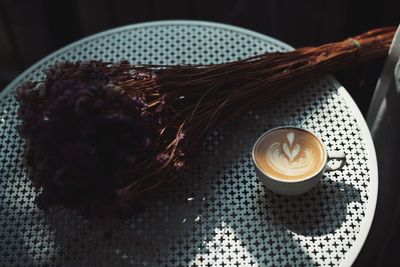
0,21 -> 374,267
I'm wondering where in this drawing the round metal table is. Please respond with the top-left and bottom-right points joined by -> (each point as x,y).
0,21 -> 378,267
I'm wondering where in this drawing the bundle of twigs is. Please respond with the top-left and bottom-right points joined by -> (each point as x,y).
15,27 -> 395,218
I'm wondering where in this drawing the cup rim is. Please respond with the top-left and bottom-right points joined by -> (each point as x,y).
252,126 -> 327,183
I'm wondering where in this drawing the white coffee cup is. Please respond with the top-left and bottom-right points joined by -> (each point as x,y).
252,126 -> 346,195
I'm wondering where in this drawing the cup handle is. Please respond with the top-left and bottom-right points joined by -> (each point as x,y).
325,151 -> 346,172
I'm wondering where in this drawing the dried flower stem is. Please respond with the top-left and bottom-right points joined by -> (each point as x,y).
118,27 -> 395,206
16,27 -> 395,218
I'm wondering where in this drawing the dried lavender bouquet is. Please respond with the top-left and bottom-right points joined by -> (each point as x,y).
15,27 -> 394,218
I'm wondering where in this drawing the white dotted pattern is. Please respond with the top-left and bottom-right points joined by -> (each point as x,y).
0,22 -> 372,266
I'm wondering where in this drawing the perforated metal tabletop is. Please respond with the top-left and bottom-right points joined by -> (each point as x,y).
0,21 -> 378,267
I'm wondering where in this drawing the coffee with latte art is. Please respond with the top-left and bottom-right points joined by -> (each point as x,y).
254,128 -> 326,180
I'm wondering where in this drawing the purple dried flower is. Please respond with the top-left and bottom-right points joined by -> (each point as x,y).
156,153 -> 169,163
15,61 -> 165,218
174,161 -> 184,171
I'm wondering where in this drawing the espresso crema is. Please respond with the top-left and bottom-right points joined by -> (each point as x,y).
254,128 -> 326,180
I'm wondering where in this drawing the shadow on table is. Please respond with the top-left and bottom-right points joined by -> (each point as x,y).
37,99 -> 364,266
21,172 -> 363,266
42,136 -> 362,265
40,168 -> 230,267
264,179 -> 362,237
183,177 -> 363,266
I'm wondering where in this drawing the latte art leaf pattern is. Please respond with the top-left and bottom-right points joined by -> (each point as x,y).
265,131 -> 316,176
286,132 -> 295,146
283,132 -> 301,162
283,143 -> 300,162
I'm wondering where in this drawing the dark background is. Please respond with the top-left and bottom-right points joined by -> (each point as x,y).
0,0 -> 399,266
